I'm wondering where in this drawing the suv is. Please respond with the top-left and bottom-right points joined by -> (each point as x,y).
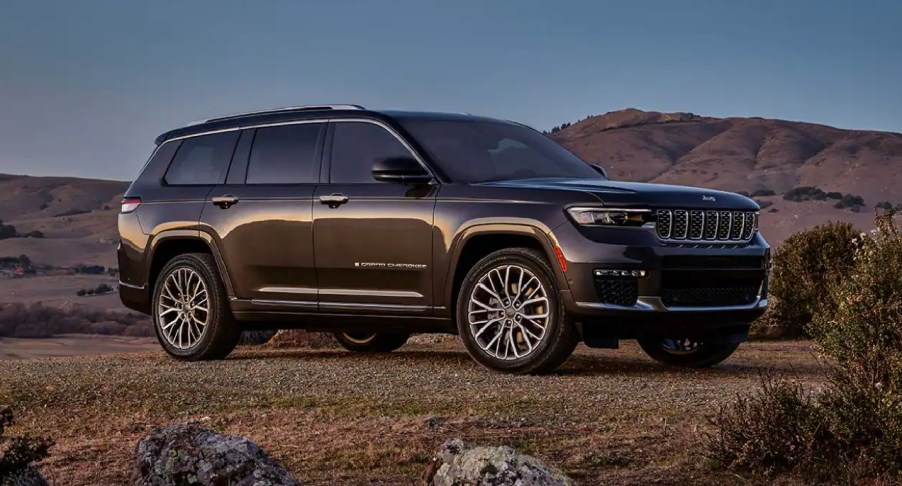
118,104 -> 769,374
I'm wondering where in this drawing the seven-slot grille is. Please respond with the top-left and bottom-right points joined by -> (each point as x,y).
655,209 -> 757,242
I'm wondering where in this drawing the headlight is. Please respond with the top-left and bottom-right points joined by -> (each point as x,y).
566,207 -> 651,226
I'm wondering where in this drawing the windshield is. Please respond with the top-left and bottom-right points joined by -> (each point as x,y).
400,119 -> 603,183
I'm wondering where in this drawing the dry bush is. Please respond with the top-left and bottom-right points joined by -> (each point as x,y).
0,302 -> 152,338
768,221 -> 859,337
710,211 -> 902,482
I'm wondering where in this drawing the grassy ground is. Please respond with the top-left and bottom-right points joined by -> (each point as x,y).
0,339 -> 824,485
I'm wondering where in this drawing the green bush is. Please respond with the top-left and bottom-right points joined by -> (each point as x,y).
709,211 -> 902,482
834,193 -> 865,209
826,191 -> 843,200
768,221 -> 858,336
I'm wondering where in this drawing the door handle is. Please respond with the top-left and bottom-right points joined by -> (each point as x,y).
319,193 -> 349,208
211,195 -> 239,208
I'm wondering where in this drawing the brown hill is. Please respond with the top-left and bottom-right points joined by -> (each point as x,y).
0,174 -> 127,267
554,109 -> 902,242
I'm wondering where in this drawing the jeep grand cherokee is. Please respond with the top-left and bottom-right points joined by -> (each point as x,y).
118,104 -> 769,374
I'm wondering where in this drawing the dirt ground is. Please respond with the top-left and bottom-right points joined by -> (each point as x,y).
0,339 -> 823,485
0,274 -> 122,311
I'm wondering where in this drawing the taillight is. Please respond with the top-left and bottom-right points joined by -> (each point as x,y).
121,197 -> 141,213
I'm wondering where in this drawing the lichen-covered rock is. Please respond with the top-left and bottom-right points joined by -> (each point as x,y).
2,466 -> 48,486
423,438 -> 572,486
132,423 -> 299,486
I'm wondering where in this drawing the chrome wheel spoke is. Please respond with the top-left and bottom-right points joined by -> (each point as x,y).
156,267 -> 210,350
467,263 -> 549,361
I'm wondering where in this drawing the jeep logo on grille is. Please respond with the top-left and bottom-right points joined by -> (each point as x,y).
702,195 -> 717,203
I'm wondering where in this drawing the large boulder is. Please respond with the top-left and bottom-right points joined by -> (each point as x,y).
132,423 -> 299,486
423,439 -> 572,486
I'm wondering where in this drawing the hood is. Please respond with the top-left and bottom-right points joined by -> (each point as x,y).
477,178 -> 759,210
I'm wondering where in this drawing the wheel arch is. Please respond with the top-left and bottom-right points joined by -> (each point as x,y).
146,230 -> 235,298
444,224 -> 567,315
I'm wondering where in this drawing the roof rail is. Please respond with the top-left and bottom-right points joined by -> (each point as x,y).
188,104 -> 366,126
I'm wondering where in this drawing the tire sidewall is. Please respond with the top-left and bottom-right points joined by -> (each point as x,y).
456,249 -> 564,373
152,255 -> 225,360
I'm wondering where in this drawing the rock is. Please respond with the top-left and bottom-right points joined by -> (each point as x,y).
132,423 -> 299,486
424,438 -> 572,486
2,466 -> 48,486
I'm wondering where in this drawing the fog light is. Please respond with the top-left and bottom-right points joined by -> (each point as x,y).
594,269 -> 647,278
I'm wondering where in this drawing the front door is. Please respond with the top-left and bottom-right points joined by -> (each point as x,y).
313,120 -> 437,314
200,122 -> 325,308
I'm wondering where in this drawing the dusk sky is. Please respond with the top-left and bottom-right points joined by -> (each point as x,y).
1,0 -> 900,180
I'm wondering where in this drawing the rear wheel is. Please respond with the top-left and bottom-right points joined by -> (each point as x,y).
457,248 -> 578,374
637,337 -> 739,367
333,331 -> 410,352
152,253 -> 240,361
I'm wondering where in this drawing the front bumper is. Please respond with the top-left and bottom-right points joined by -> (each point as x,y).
551,221 -> 769,339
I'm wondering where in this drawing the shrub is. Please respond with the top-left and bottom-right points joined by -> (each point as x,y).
834,194 -> 865,209
709,211 -> 902,481
768,221 -> 858,336
875,201 -> 894,210
0,222 -> 15,241
95,283 -> 112,294
783,186 -> 826,202
76,289 -> 86,297
0,406 -> 53,479
750,188 -> 775,197
706,375 -> 826,476
0,302 -> 152,338
826,191 -> 843,200
22,230 -> 44,238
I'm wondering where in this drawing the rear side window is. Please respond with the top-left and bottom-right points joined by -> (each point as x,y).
164,132 -> 238,185
330,122 -> 414,183
246,123 -> 323,184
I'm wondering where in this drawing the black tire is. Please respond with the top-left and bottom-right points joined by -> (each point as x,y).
456,247 -> 578,374
637,338 -> 739,368
152,253 -> 240,361
333,331 -> 410,353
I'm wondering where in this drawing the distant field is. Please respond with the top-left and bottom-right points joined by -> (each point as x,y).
0,274 -> 121,311
0,334 -> 157,360
0,340 -> 822,485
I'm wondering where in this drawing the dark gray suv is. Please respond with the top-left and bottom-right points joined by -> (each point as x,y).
118,104 -> 769,373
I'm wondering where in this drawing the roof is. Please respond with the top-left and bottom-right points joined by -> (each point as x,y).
154,105 -> 512,145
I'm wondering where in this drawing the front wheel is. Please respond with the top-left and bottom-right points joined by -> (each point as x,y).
637,337 -> 739,368
457,248 -> 578,374
333,331 -> 410,352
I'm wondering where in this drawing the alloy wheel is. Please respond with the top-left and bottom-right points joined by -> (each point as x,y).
157,267 -> 209,350
467,264 -> 549,360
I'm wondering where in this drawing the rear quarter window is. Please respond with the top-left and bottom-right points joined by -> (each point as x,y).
164,131 -> 239,185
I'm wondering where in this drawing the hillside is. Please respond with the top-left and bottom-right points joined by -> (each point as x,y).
0,174 -> 126,267
553,109 -> 902,242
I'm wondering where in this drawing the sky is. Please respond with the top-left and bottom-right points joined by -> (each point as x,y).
1,1 -> 900,180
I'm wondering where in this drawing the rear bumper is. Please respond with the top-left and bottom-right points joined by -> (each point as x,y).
119,281 -> 151,315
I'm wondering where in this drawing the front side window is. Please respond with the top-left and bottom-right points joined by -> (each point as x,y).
164,131 -> 238,185
330,122 -> 414,183
399,119 -> 601,183
246,123 -> 323,184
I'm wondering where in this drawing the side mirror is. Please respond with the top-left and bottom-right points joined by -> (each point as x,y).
372,157 -> 433,184
591,164 -> 609,179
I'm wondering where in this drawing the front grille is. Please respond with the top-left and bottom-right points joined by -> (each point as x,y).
662,256 -> 764,270
656,209 -> 757,243
594,276 -> 638,306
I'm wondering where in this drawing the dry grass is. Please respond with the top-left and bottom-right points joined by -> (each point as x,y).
0,340 -> 824,485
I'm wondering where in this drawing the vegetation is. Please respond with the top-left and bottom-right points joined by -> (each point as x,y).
21,230 -> 44,239
833,193 -> 865,210
0,407 -> 53,481
0,221 -> 15,241
0,302 -> 152,338
750,188 -> 775,197
767,221 -> 858,337
783,186 -> 826,202
548,122 -> 572,134
710,211 -> 902,482
75,282 -> 114,297
754,199 -> 772,209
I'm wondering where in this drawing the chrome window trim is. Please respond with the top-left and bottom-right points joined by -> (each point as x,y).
159,117 -> 438,182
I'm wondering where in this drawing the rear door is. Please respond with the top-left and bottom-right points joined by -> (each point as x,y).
312,120 -> 437,314
199,121 -> 325,307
